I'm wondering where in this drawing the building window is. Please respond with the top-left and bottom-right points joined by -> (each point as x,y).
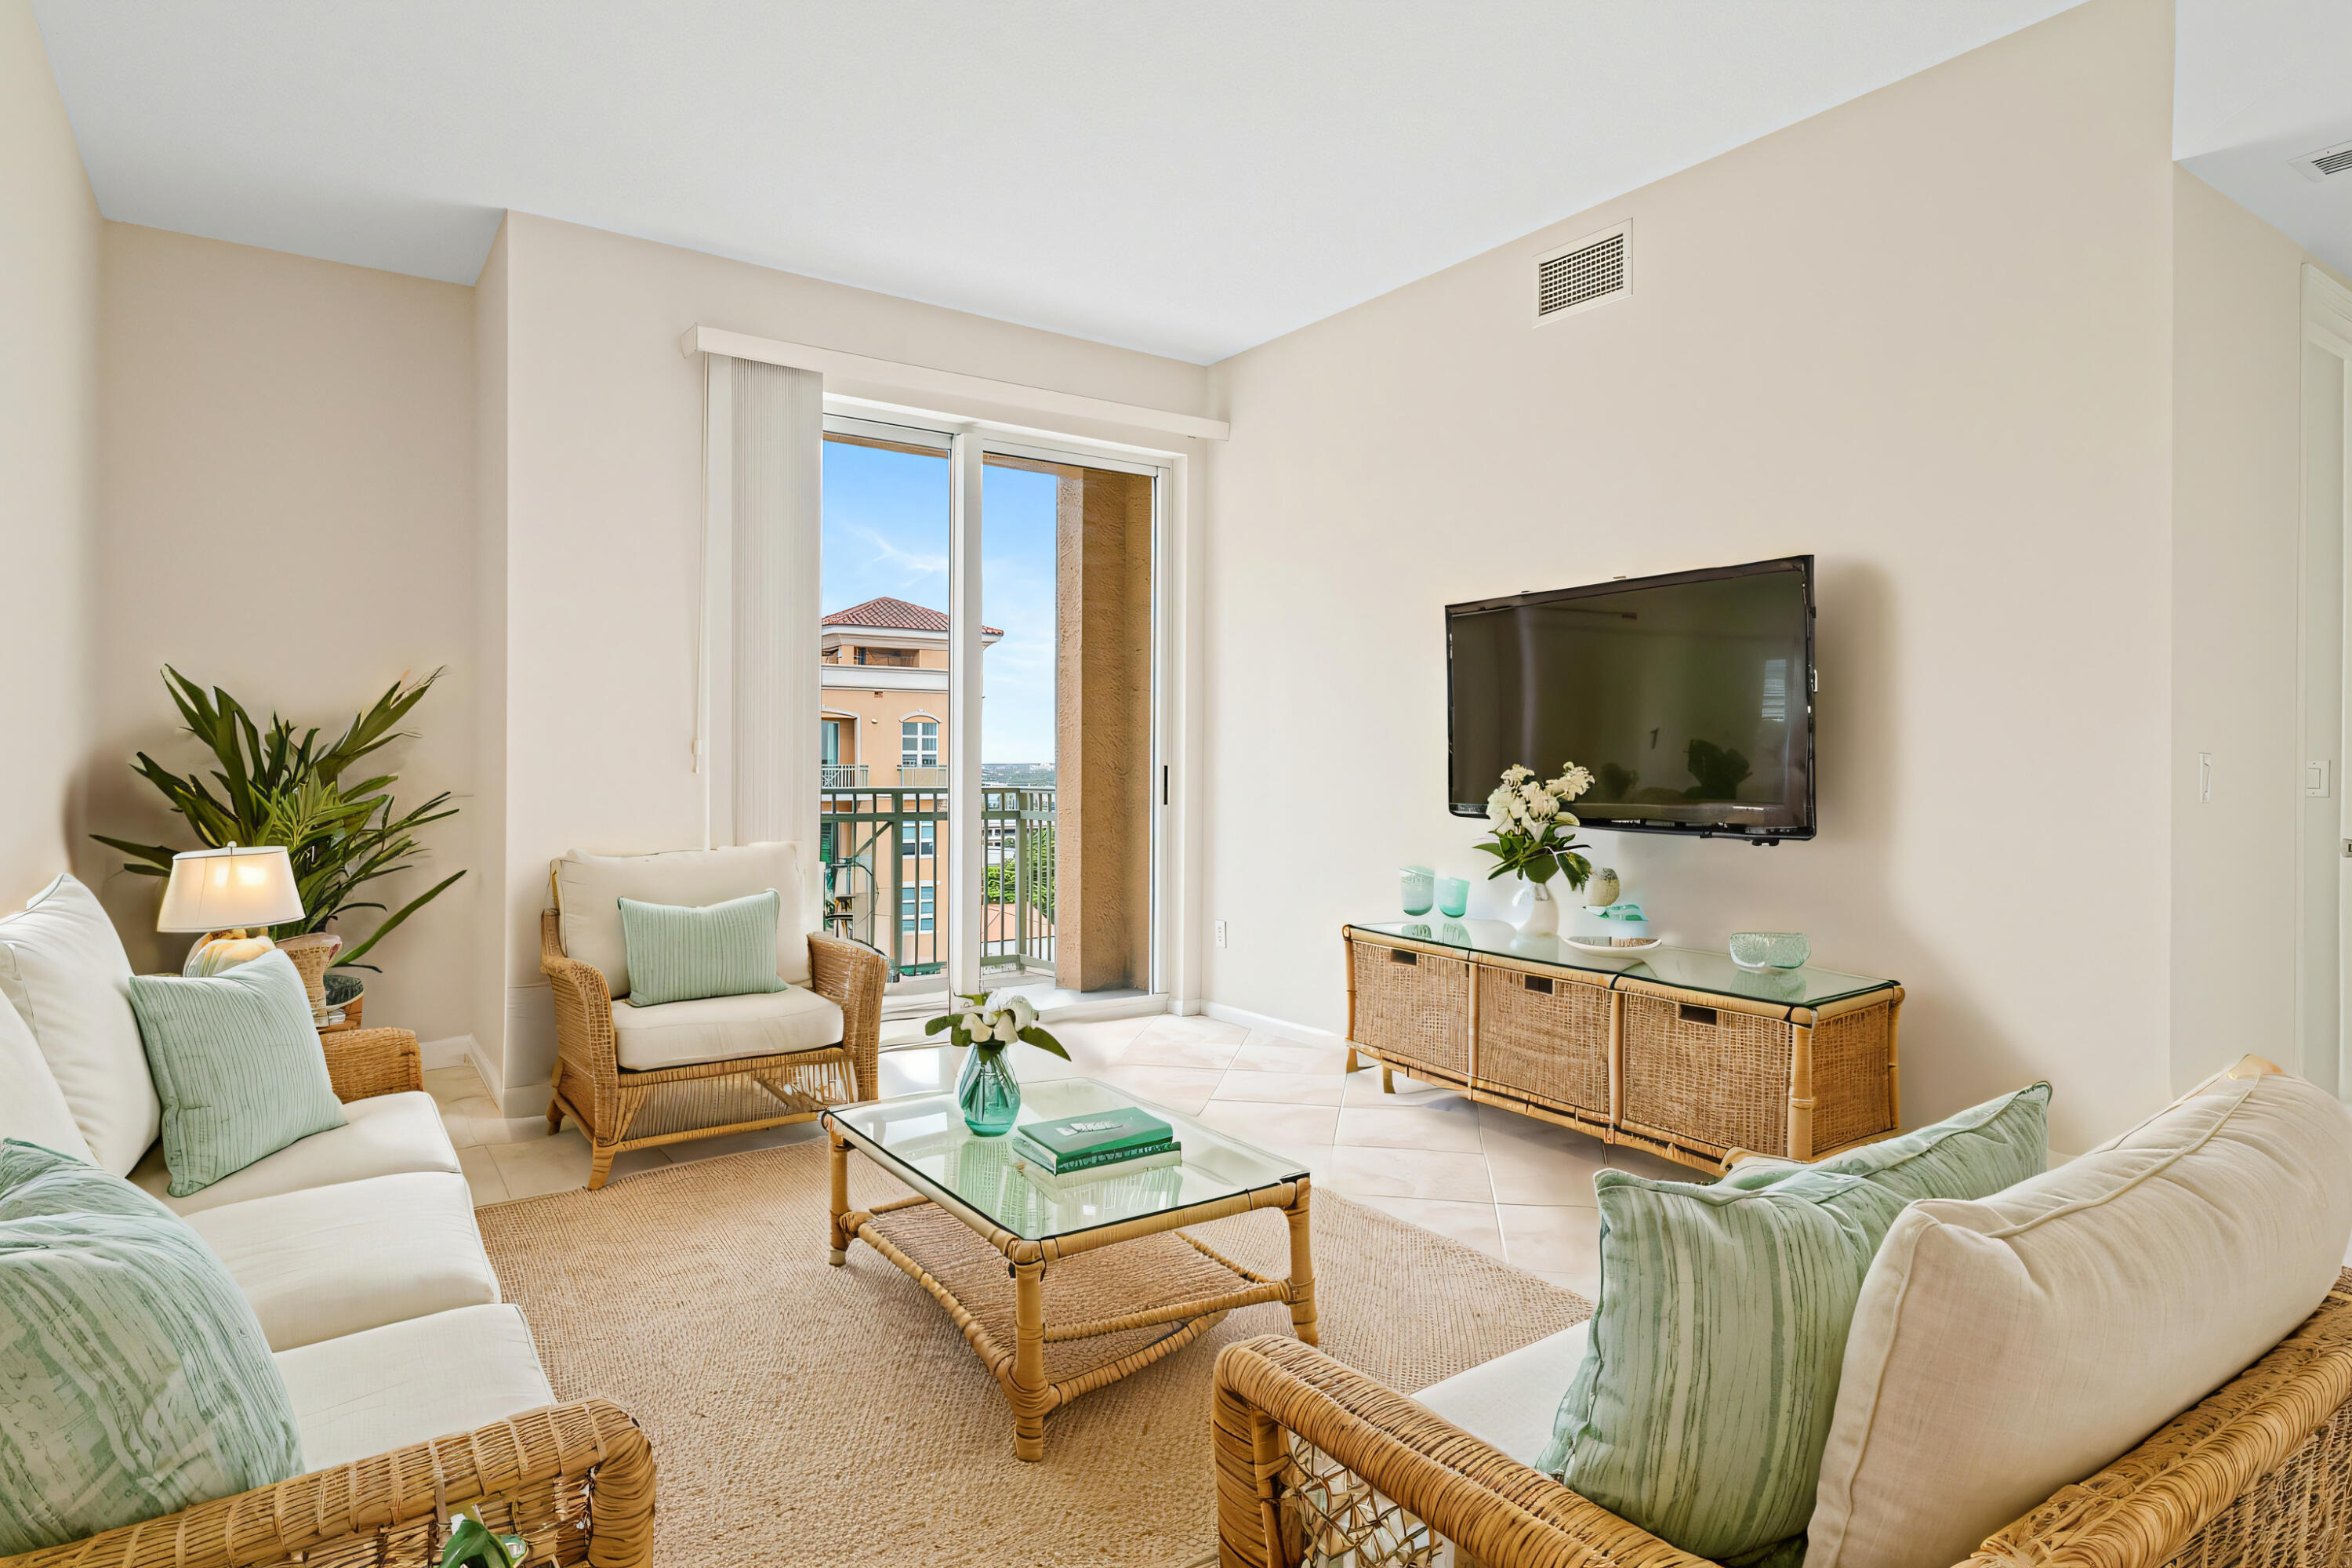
900,818 -> 936,858
902,720 -> 938,768
856,646 -> 916,667
899,884 -> 935,934
821,718 -> 844,766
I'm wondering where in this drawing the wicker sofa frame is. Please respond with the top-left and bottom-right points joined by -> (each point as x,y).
540,908 -> 884,1190
1212,1269 -> 2352,1568
0,1027 -> 658,1568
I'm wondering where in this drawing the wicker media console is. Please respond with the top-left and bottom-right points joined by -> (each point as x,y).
1344,920 -> 1903,1174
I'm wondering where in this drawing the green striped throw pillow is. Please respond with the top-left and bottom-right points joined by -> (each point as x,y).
1537,1083 -> 2049,1561
126,949 -> 347,1196
0,1138 -> 304,1552
618,889 -> 790,1007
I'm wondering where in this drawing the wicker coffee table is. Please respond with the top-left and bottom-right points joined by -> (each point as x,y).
823,1077 -> 1316,1460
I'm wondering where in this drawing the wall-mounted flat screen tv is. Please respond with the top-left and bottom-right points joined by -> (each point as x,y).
1446,555 -> 1816,840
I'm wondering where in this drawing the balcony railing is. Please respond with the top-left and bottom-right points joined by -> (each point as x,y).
819,763 -> 868,789
818,784 -> 1055,988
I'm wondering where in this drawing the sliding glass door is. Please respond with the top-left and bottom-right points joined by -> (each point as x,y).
818,414 -> 1161,1014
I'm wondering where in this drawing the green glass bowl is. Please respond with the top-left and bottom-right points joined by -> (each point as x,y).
1728,931 -> 1809,971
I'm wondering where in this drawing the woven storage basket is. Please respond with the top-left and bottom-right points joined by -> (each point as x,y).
1808,1001 -> 1896,1153
1349,941 -> 1469,1080
1474,967 -> 1610,1116
1618,993 -> 1792,1157
274,931 -> 341,1022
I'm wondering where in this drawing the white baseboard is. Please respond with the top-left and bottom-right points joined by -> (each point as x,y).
499,1080 -> 554,1120
1041,992 -> 1170,1025
417,1033 -> 476,1071
469,1037 -> 505,1104
1200,1001 -> 1346,1044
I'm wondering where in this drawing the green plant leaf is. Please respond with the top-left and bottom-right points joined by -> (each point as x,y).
1017,1025 -> 1071,1061
924,1014 -> 954,1036
332,870 -> 464,967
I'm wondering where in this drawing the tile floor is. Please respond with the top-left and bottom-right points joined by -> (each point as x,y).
426,1011 -> 1686,1300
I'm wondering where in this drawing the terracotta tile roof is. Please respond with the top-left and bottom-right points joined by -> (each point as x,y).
822,596 -> 1003,637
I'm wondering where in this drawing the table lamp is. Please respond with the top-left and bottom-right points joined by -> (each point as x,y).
157,844 -> 304,978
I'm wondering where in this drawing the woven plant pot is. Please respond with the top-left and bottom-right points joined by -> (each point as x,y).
274,931 -> 342,1021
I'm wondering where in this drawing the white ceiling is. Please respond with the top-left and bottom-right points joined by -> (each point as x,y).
2175,0 -> 2352,280
35,1 -> 2090,364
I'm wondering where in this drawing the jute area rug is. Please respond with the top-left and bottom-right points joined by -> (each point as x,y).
475,1139 -> 1590,1567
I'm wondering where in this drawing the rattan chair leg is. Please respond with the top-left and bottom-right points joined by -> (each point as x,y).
827,1129 -> 851,1264
1285,1178 -> 1319,1348
587,1144 -> 615,1192
1012,1260 -> 1050,1461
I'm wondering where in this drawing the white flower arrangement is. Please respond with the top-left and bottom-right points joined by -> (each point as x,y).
1475,760 -> 1595,890
925,988 -> 1071,1059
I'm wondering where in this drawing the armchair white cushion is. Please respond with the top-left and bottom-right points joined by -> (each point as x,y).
132,1089 -> 459,1214
0,873 -> 162,1174
611,986 -> 845,1071
0,988 -> 93,1161
183,1171 -> 499,1350
554,842 -> 815,994
1806,1057 -> 2352,1568
272,1304 -> 555,1473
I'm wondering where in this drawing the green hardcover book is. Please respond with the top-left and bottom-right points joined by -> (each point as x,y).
1020,1105 -> 1174,1162
1011,1129 -> 1180,1175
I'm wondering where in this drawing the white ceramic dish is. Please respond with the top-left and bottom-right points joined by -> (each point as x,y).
1562,935 -> 1661,958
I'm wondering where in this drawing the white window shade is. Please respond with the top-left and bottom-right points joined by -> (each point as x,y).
700,354 -> 825,934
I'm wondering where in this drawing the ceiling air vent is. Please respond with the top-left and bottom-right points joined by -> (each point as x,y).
1536,222 -> 1631,325
2297,138 -> 2352,183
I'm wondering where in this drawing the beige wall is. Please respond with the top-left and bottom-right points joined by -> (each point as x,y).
472,219 -> 512,1079
488,213 -> 1211,1098
0,0 -> 101,909
2168,170 -> 2352,1094
1200,0 -> 2178,1152
92,225 -> 479,1044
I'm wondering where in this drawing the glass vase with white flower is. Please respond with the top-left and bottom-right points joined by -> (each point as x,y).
925,990 -> 1072,1135
1473,762 -> 1595,937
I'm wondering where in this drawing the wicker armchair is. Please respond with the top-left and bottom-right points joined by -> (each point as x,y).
0,1028 -> 659,1568
541,909 -> 884,1189
0,1399 -> 655,1568
1212,1269 -> 2352,1568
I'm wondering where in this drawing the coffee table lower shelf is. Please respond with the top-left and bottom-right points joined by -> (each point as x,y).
829,1149 -> 1317,1461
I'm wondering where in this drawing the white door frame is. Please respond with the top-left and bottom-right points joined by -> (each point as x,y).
820,401 -> 1189,1009
2298,263 -> 2352,1098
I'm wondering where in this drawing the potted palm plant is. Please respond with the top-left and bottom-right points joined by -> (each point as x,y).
95,668 -> 465,1014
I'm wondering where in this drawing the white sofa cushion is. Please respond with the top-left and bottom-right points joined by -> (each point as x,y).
0,989 -> 93,1161
184,1172 -> 499,1351
1418,1321 -> 1591,1469
611,985 -> 845,1071
273,1304 -> 555,1472
1805,1058 -> 2352,1568
0,874 -> 161,1174
133,1090 -> 459,1214
555,842 -> 814,996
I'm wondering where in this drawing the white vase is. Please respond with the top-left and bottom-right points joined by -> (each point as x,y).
1510,879 -> 1559,937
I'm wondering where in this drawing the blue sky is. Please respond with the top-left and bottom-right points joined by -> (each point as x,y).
820,440 -> 1059,764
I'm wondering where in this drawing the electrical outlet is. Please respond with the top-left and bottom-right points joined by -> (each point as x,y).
1214,920 -> 1228,949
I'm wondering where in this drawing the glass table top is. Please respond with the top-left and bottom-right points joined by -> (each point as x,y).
1350,917 -> 1896,1008
822,1076 -> 1308,1243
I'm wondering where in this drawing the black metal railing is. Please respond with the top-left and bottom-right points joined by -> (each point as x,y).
819,784 -> 1055,985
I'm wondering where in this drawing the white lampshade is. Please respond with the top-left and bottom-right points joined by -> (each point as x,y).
155,844 -> 305,933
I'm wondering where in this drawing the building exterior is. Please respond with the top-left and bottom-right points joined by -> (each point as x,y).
818,596 -> 1000,787
817,597 -> 1025,975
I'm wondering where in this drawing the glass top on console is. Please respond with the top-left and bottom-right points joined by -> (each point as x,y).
1348,918 -> 1895,1008
823,1076 -> 1307,1243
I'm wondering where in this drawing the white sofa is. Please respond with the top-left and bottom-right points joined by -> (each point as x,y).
0,875 -> 637,1561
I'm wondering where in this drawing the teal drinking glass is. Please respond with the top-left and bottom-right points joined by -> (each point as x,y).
1436,876 -> 1469,918
1399,865 -> 1436,916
